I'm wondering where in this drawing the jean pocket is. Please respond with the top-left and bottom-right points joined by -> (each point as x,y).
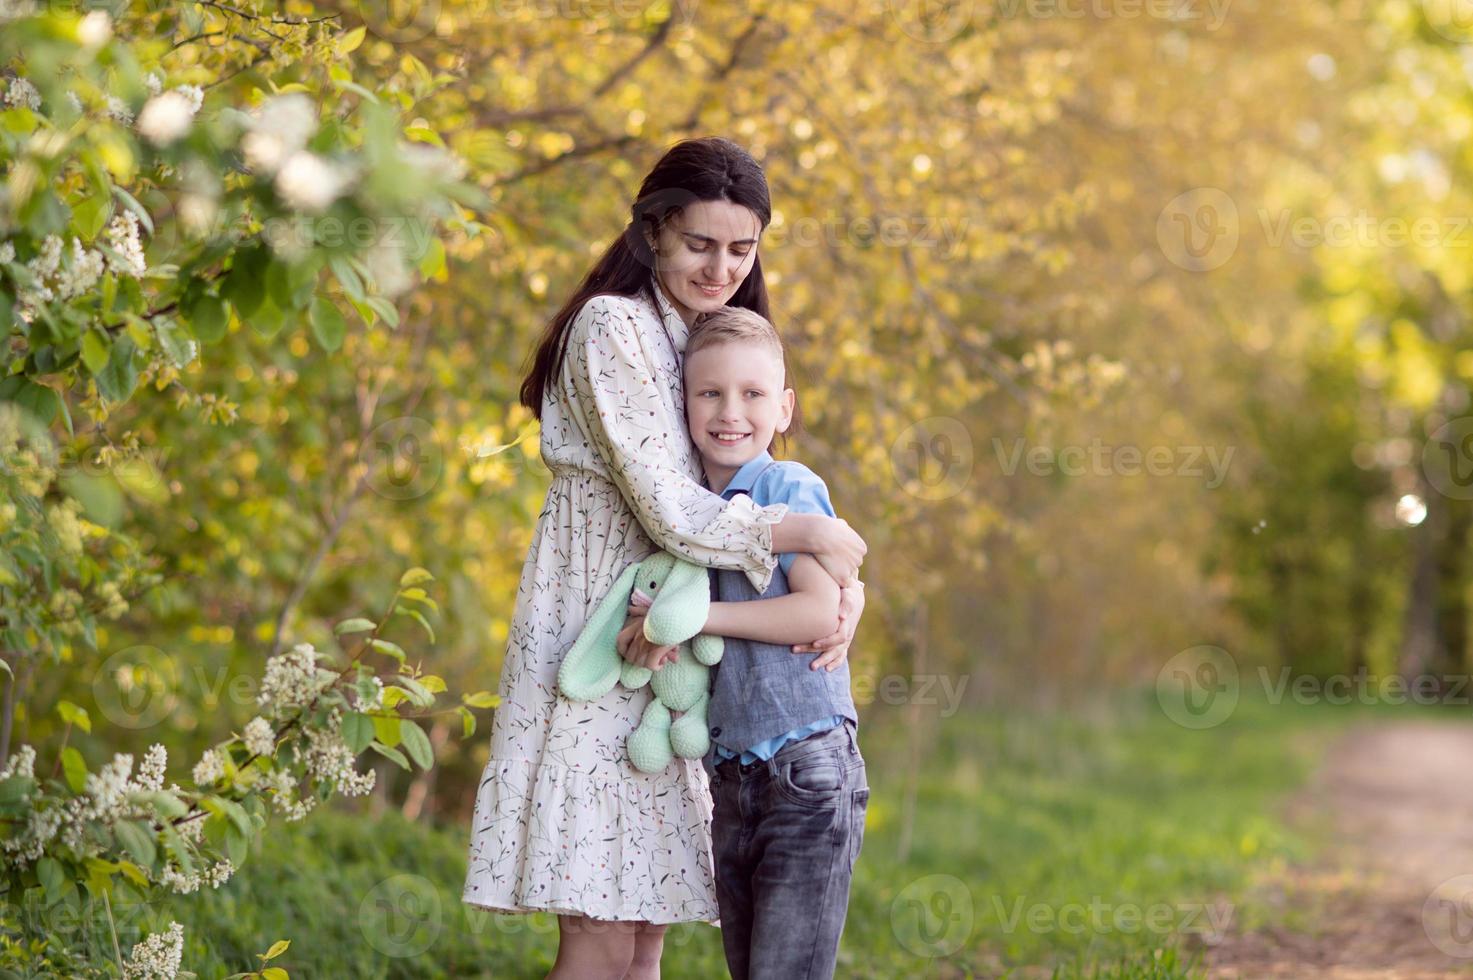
776,757 -> 844,808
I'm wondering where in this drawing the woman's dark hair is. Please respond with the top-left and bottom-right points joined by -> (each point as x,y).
518,137 -> 786,430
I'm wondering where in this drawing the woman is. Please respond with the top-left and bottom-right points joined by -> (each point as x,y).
460,136 -> 868,979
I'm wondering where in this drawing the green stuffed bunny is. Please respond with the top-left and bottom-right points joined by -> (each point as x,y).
557,551 -> 724,773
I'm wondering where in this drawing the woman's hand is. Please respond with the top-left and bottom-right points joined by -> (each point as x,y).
793,578 -> 865,671
811,516 -> 867,588
616,604 -> 678,671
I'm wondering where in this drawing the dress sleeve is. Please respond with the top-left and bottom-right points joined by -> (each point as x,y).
562,293 -> 788,594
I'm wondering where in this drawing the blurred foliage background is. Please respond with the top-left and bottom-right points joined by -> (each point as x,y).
7,0 -> 1473,975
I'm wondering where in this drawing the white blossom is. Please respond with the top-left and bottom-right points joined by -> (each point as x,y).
159,857 -> 234,894
56,238 -> 104,300
191,747 -> 224,786
144,70 -> 164,96
4,77 -> 40,111
363,240 -> 412,298
78,10 -> 112,50
262,767 -> 314,822
104,95 -> 133,125
122,921 -> 183,980
104,211 -> 148,277
136,743 -> 167,791
136,89 -> 196,146
0,744 -> 36,779
243,716 -> 275,757
257,642 -> 335,714
241,92 -> 317,174
65,91 -> 82,113
0,241 -> 14,264
296,710 -> 375,798
274,151 -> 356,213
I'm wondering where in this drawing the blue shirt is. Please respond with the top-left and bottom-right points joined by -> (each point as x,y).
708,449 -> 844,765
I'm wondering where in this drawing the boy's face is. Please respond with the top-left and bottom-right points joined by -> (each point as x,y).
684,340 -> 794,472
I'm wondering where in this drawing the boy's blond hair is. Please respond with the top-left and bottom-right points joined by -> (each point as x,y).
686,306 -> 786,368
684,306 -> 801,453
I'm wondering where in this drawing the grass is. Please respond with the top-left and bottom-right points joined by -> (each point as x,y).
142,687 -> 1363,979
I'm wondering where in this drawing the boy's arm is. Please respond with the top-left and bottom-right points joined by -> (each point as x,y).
701,554 -> 841,645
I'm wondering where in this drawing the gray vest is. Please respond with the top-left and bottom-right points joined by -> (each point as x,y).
705,463 -> 858,756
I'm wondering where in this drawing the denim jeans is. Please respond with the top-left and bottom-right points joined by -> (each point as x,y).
706,719 -> 869,980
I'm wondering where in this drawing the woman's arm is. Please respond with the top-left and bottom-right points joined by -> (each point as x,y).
702,554 -> 841,645
567,294 -> 787,594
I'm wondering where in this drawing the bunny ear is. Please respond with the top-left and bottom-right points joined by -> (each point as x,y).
643,558 -> 712,647
558,561 -> 640,701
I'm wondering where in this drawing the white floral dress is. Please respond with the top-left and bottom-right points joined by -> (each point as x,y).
461,278 -> 789,924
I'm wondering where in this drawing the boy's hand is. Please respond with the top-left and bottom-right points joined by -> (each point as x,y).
793,579 -> 864,671
616,605 -> 679,671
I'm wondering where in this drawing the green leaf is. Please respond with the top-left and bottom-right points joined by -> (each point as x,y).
73,192 -> 111,240
186,292 -> 229,343
80,329 -> 111,375
399,567 -> 434,587
263,939 -> 291,960
37,857 -> 66,904
0,775 -> 35,805
224,822 -> 248,867
57,699 -> 92,733
61,746 -> 87,793
95,334 -> 140,403
248,297 -> 287,338
114,819 -> 157,867
337,24 -> 366,54
223,246 -> 268,317
457,705 -> 476,739
368,638 -> 405,665
156,317 -> 199,368
373,715 -> 401,747
111,186 -> 154,235
310,296 -> 347,352
399,719 -> 433,769
396,677 -> 434,708
341,712 -> 374,754
334,617 -> 377,635
462,691 -> 500,709
262,968 -> 289,980
329,255 -> 365,302
369,741 -> 410,770
393,607 -> 435,644
364,295 -> 399,328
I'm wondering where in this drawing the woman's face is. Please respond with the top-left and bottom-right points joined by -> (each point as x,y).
649,199 -> 763,326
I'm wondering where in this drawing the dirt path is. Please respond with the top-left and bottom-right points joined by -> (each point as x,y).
1206,720 -> 1473,979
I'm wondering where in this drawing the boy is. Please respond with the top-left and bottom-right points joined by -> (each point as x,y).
683,306 -> 868,980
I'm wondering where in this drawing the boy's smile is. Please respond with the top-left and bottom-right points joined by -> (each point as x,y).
684,339 -> 794,494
